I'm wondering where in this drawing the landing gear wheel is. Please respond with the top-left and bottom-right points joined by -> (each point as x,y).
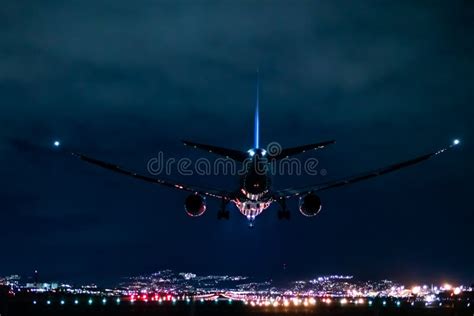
217,210 -> 230,220
278,210 -> 290,220
217,200 -> 230,220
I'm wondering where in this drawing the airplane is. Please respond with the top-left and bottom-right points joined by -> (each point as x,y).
53,79 -> 461,227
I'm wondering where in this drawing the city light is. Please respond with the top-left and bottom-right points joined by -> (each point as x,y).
1,270 -> 472,312
412,286 -> 421,294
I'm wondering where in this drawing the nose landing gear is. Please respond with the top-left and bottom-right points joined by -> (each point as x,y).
247,215 -> 256,228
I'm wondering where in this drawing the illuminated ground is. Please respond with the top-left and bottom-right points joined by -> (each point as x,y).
2,299 -> 472,316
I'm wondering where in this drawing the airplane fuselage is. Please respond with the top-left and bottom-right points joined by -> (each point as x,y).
232,150 -> 274,225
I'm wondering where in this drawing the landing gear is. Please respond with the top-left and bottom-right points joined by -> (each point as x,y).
278,210 -> 290,220
217,200 -> 230,220
277,198 -> 290,220
247,215 -> 256,228
217,210 -> 230,220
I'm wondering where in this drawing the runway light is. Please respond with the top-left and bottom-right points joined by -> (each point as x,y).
453,139 -> 460,146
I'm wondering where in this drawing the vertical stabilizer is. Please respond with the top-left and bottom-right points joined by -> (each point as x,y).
254,70 -> 260,149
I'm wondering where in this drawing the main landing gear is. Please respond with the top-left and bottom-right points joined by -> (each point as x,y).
217,200 -> 230,220
277,198 -> 290,220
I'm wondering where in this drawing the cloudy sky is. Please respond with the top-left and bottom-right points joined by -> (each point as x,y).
1,1 -> 473,285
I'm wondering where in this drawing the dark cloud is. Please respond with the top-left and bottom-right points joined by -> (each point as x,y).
0,1 -> 473,284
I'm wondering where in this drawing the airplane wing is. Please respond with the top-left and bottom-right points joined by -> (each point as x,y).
274,142 -> 458,199
270,140 -> 336,160
69,151 -> 233,200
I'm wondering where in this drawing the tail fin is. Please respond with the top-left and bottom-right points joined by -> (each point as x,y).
254,70 -> 260,149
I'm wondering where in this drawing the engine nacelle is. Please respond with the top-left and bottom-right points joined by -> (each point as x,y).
299,193 -> 322,217
184,194 -> 206,217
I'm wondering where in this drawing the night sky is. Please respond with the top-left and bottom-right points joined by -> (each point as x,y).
1,1 -> 473,286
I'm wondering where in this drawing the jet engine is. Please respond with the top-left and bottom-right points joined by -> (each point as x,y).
184,194 -> 206,217
298,193 -> 322,217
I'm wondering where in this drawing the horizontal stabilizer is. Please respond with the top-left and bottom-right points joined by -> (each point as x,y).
183,140 -> 248,162
271,140 -> 335,160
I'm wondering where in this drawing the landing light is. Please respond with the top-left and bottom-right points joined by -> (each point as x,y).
53,140 -> 60,147
248,149 -> 256,157
453,139 -> 460,146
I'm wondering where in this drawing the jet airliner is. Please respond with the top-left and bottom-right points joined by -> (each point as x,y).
55,80 -> 460,227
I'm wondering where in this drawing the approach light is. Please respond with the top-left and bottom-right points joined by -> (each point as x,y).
453,139 -> 460,146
